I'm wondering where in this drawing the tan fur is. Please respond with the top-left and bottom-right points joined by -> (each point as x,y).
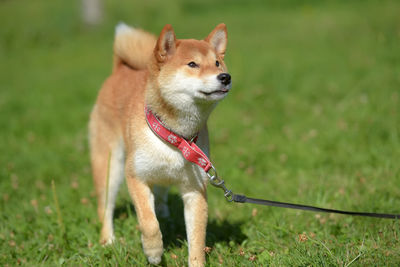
113,24 -> 157,71
89,23 -> 229,266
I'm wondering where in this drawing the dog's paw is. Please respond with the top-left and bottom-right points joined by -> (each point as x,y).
144,246 -> 163,265
100,235 -> 115,246
147,255 -> 162,265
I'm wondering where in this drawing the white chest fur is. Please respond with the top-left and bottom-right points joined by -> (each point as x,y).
133,127 -> 207,188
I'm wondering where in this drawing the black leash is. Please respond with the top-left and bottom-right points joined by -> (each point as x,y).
207,168 -> 400,220
232,194 -> 400,219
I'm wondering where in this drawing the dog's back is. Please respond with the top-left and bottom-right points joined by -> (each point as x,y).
90,24 -> 155,138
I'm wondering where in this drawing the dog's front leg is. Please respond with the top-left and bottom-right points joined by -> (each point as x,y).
181,186 -> 208,267
126,175 -> 163,265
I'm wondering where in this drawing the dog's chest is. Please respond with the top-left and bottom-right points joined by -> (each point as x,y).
133,128 -> 204,185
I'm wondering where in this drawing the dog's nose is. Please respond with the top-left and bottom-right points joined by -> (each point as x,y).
217,73 -> 231,86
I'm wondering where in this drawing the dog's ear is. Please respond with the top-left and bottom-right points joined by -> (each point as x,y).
155,24 -> 176,62
205,23 -> 227,59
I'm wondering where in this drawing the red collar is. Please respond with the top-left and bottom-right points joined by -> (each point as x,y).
145,106 -> 212,172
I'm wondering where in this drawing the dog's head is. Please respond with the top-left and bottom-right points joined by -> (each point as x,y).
151,24 -> 231,106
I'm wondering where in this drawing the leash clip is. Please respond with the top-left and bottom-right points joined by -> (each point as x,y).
206,165 -> 233,202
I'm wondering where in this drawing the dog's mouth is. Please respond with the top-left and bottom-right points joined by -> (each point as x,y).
200,88 -> 230,96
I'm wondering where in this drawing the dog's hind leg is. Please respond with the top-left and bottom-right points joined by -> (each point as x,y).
101,140 -> 125,244
89,107 -> 125,245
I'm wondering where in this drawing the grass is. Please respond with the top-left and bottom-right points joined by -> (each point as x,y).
1,0 -> 399,265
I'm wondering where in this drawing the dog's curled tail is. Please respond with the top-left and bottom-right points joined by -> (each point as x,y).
113,23 -> 157,72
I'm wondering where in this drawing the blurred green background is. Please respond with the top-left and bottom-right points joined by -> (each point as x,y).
1,0 -> 399,266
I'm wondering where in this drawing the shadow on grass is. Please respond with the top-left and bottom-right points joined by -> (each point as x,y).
114,192 -> 247,249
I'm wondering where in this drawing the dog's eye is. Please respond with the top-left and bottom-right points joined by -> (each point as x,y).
216,60 -> 220,67
187,62 -> 198,68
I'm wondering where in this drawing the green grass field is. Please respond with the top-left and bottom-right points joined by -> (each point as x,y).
1,0 -> 400,266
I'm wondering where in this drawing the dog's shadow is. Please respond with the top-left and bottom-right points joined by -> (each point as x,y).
114,193 -> 247,248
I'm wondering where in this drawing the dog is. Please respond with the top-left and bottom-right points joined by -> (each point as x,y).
89,22 -> 231,266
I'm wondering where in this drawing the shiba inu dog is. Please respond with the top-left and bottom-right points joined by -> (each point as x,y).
89,23 -> 231,266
